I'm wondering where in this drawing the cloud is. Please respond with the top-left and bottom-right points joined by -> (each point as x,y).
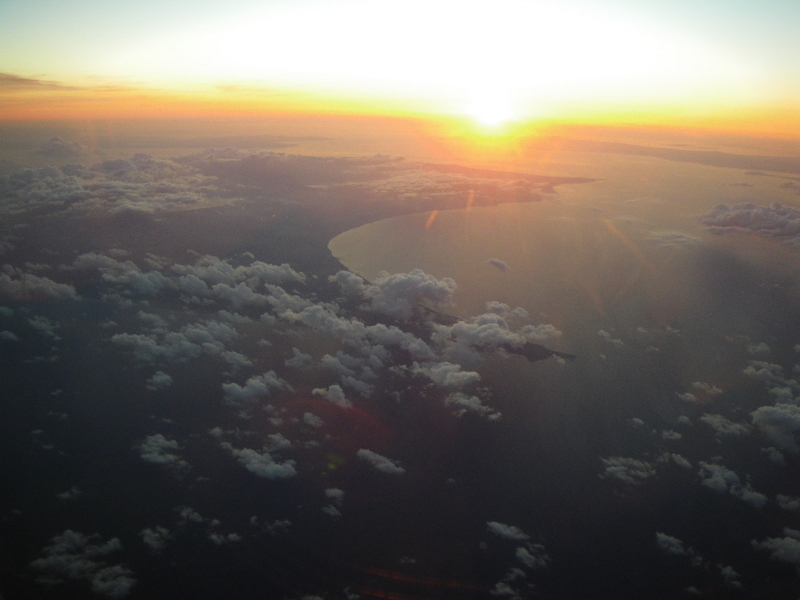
175,505 -> 205,525
518,324 -> 562,342
340,374 -> 375,397
85,252 -> 542,421
182,320 -> 238,345
697,462 -> 767,507
485,301 -> 527,320
598,330 -> 624,347
515,545 -> 549,569
303,412 -> 325,427
743,361 -> 799,392
699,414 -> 751,436
656,533 -> 687,555
752,535 -> 800,567
325,488 -> 345,505
769,386 -> 796,403
76,256 -> 174,296
751,403 -> 800,453
734,485 -> 768,508
355,161 -> 549,211
692,381 -> 723,396
263,284 -> 317,317
487,258 -> 510,272
762,446 -> 786,464
265,433 -> 292,452
599,457 -> 656,486
1,150 -> 556,225
644,231 -> 700,247
222,371 -> 290,406
217,310 -> 253,324
490,581 -> 522,598
356,449 -> 405,474
112,319 -> 240,365
365,269 -> 456,321
29,315 -> 61,338
321,351 -> 379,383
413,361 -> 480,389
445,392 -> 501,419
138,311 -> 168,330
330,270 -> 369,299
112,332 -> 197,363
0,72 -> 78,90
777,495 -> 800,511
1,330 -> 19,341
29,530 -> 134,597
672,454 -> 692,469
0,155 -> 218,218
286,348 -> 313,368
0,269 -> 77,301
262,519 -> 292,535
717,564 -> 742,589
208,532 -> 242,545
748,342 -> 771,355
284,290 -> 436,364
431,312 -> 560,365
56,486 -> 83,501
700,202 -> 800,246
145,371 -> 173,391
220,443 -> 297,479
697,461 -> 740,493
38,136 -> 90,158
655,533 -> 703,566
90,566 -> 138,598
312,384 -> 352,407
361,322 -> 435,359
172,255 -> 305,288
137,434 -> 188,470
487,522 -> 530,541
139,526 -> 171,553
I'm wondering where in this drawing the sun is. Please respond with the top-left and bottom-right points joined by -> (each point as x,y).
463,93 -> 518,128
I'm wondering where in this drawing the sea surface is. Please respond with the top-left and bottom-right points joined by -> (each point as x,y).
330,150 -> 799,316
329,149 -> 800,488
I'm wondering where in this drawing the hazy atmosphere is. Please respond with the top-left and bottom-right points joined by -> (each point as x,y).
2,1 -> 800,599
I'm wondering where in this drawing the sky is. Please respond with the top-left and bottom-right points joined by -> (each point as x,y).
0,0 -> 799,135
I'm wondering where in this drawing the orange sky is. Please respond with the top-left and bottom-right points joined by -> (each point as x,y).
1,0 -> 799,141
3,80 -> 798,145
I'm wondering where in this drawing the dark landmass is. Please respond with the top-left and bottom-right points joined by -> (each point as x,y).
472,341 -> 575,363
502,342 -> 577,362
745,170 -> 800,183
97,134 -> 331,149
420,161 -> 595,186
536,137 -> 800,174
0,152 -> 596,281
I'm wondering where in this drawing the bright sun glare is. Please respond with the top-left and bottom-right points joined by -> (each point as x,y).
104,0 -> 744,124
464,95 -> 518,128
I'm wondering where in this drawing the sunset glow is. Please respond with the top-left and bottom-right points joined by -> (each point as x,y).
1,0 -> 798,137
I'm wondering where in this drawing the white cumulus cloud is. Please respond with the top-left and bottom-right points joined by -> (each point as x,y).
356,449 -> 405,474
